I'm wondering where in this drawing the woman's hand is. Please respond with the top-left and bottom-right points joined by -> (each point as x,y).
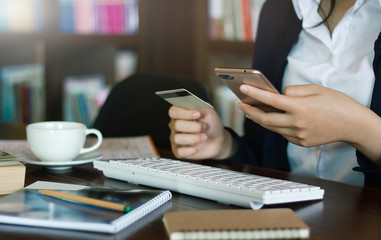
238,84 -> 381,164
168,106 -> 233,160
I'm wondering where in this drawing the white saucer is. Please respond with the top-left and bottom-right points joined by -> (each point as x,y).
14,150 -> 103,171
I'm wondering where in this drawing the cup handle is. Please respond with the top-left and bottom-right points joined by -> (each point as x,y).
79,129 -> 103,154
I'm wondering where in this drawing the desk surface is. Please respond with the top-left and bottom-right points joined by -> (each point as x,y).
1,149 -> 381,240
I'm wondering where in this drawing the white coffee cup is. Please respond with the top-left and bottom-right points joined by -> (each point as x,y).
26,121 -> 103,162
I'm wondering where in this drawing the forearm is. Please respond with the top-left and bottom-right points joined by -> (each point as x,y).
349,109 -> 381,167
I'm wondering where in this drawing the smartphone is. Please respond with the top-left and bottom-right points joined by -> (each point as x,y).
155,88 -> 213,110
214,67 -> 280,112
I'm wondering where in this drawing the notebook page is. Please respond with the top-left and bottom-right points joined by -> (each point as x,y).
0,135 -> 160,159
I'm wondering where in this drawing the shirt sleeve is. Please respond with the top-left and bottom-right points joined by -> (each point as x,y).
354,152 -> 381,189
216,119 -> 266,166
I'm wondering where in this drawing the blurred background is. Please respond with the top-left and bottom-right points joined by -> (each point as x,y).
0,0 -> 265,137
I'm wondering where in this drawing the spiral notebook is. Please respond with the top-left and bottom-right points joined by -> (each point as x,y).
0,188 -> 172,234
163,208 -> 309,240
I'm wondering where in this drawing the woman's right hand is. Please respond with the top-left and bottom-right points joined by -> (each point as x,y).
168,106 -> 233,160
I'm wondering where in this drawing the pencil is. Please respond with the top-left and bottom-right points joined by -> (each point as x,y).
38,189 -> 132,213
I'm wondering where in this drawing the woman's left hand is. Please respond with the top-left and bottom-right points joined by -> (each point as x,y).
237,84 -> 376,148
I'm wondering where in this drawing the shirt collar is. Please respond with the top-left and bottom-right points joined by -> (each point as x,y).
291,0 -> 381,21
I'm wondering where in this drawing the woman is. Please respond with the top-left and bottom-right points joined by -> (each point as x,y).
168,0 -> 381,188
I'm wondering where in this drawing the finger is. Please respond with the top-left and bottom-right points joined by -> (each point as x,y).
239,85 -> 292,112
263,125 -> 296,139
171,145 -> 199,158
169,119 -> 203,133
169,106 -> 201,120
282,136 -> 302,146
253,123 -> 304,146
239,102 -> 293,128
283,84 -> 321,97
170,133 -> 207,145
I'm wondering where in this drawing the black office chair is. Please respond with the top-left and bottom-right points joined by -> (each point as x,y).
0,122 -> 26,139
93,73 -> 210,149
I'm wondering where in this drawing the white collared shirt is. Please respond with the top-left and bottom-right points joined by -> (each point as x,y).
282,0 -> 381,185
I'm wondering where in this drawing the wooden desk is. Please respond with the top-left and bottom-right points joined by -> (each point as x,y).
1,150 -> 381,240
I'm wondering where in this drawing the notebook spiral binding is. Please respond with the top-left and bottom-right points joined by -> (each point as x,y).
111,190 -> 172,232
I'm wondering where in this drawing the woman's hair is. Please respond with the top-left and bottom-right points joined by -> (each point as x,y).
317,0 -> 336,26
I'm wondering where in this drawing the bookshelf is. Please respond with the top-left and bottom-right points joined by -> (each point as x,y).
194,0 -> 265,134
195,0 -> 265,85
0,0 -> 145,124
0,0 -> 263,134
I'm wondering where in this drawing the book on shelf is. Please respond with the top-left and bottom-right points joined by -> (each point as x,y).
0,150 -> 25,195
240,0 -> 253,41
0,0 -> 42,33
163,208 -> 310,240
208,0 -> 265,41
74,0 -> 95,34
59,0 -> 75,33
0,63 -> 45,124
59,0 -> 139,35
115,50 -> 138,82
63,74 -> 109,127
0,187 -> 172,234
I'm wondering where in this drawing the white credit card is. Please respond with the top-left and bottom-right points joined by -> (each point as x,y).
155,88 -> 213,110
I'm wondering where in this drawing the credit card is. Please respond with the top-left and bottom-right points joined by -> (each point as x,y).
155,88 -> 213,110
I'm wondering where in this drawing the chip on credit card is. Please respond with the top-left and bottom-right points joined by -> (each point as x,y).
155,88 -> 213,110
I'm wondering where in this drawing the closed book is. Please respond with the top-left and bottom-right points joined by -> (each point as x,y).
240,0 -> 253,41
163,208 -> 309,240
0,151 -> 25,195
62,74 -> 105,124
0,63 -> 45,123
74,0 -> 94,34
124,0 -> 138,34
0,188 -> 172,233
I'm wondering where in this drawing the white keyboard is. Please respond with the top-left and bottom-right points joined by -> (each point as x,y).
93,158 -> 324,209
